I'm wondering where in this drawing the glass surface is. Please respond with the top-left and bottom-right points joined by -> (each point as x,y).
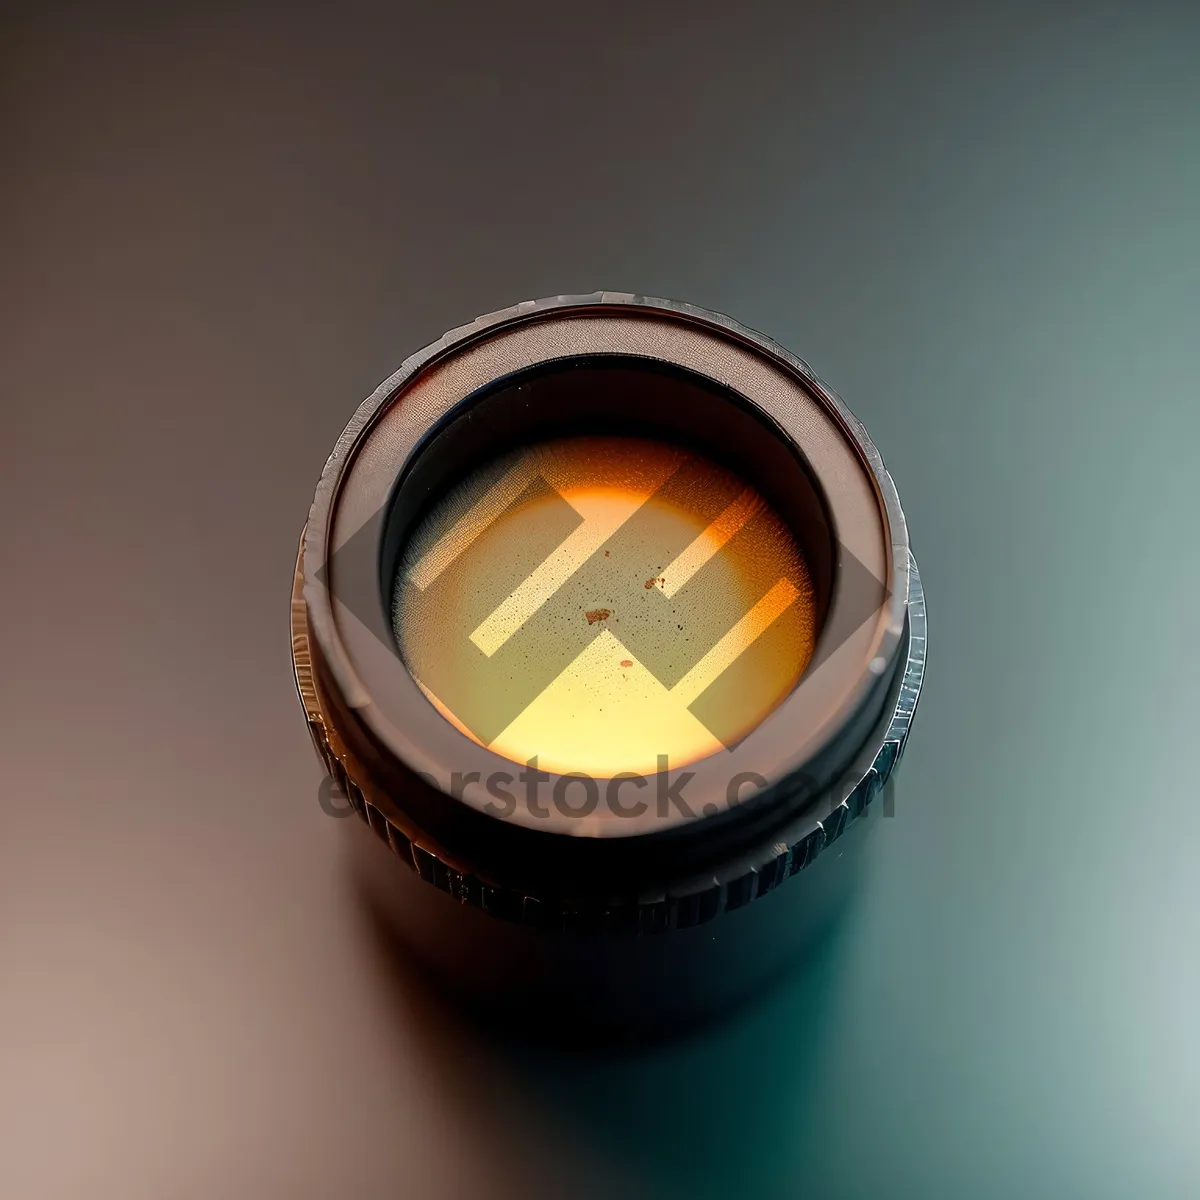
393,435 -> 819,776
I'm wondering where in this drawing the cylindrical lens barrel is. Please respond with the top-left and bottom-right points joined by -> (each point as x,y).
291,293 -> 925,1034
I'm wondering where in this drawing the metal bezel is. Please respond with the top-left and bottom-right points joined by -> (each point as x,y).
303,296 -> 907,844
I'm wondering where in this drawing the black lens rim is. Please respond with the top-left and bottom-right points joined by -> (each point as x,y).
299,294 -> 910,900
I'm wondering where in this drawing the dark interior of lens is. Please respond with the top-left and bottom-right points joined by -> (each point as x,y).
378,356 -> 837,632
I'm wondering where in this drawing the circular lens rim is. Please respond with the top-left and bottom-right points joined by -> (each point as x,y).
301,293 -> 909,841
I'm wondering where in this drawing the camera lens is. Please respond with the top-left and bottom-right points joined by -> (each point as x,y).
292,293 -> 925,1032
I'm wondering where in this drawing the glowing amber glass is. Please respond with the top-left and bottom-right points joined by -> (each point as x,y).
394,436 -> 818,776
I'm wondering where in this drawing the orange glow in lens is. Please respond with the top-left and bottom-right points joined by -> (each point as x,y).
394,436 -> 818,776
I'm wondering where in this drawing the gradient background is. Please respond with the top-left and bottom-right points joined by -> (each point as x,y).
3,3 -> 1199,1197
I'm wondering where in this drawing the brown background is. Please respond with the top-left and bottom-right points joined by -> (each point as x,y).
3,3 -> 1199,1198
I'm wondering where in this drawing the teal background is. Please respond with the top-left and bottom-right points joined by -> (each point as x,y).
2,3 -> 1198,1196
